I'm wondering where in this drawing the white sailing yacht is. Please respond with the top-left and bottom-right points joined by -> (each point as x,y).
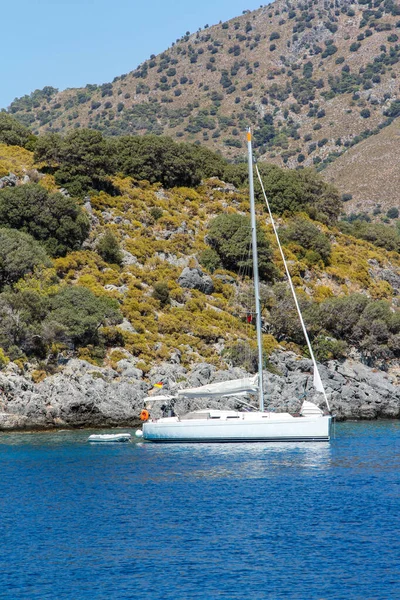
136,131 -> 332,443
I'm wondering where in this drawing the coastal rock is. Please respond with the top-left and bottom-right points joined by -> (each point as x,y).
116,360 -> 143,380
0,350 -> 398,431
265,351 -> 400,420
147,363 -> 188,390
178,267 -> 214,294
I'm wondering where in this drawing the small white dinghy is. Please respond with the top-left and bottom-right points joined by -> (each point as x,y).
88,433 -> 132,443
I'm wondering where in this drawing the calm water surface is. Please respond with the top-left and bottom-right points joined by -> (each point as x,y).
0,421 -> 399,599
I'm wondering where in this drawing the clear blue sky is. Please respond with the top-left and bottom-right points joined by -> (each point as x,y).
1,0 -> 267,109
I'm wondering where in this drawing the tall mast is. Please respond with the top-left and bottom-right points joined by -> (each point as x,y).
247,129 -> 264,412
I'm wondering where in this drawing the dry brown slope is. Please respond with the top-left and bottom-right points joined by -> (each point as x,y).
324,118 -> 400,213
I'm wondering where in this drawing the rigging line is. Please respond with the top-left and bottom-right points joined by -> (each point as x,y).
255,164 -> 331,414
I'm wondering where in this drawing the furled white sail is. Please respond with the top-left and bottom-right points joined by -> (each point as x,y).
177,375 -> 259,399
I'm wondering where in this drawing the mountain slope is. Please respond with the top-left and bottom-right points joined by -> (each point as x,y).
6,0 -> 400,211
324,117 -> 400,214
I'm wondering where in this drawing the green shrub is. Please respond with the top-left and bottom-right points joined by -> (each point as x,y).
0,113 -> 36,150
96,231 -> 123,265
281,217 -> 332,264
310,336 -> 347,362
0,288 -> 51,357
223,341 -> 258,372
34,129 -> 114,196
150,207 -> 163,220
199,248 -> 222,273
384,100 -> 400,117
152,282 -> 170,306
222,164 -> 341,223
112,134 -> 226,188
387,207 -> 399,219
0,184 -> 90,257
207,213 -> 276,281
270,32 -> 280,40
46,286 -> 122,348
340,220 -> 400,252
0,228 -> 51,289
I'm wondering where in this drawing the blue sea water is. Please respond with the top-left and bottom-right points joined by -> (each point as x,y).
0,421 -> 399,600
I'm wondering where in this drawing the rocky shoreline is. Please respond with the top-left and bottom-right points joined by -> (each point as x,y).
0,350 -> 399,431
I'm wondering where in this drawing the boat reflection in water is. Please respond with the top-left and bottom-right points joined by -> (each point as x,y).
135,439 -> 332,483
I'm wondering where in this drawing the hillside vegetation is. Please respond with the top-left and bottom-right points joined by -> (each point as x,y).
0,116 -> 399,382
5,0 -> 400,212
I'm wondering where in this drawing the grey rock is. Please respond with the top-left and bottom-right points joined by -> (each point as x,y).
208,178 -> 238,193
122,367 -> 143,379
116,359 -> 142,379
170,299 -> 185,308
0,172 -> 17,188
116,318 -> 137,334
101,211 -> 113,222
121,250 -> 141,267
155,188 -> 168,200
178,267 -> 214,295
155,252 -> 191,268
59,188 -> 70,197
117,285 -> 129,295
187,363 -> 215,387
368,261 -> 400,296
214,274 -> 236,284
147,363 -> 188,389
169,350 -> 181,364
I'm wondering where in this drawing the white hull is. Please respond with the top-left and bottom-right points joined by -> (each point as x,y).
142,412 -> 332,443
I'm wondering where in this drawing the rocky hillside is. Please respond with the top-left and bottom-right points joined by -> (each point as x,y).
6,0 -> 400,211
0,131 -> 399,371
0,122 -> 399,427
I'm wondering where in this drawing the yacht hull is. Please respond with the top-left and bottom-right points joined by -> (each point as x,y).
142,415 -> 332,443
